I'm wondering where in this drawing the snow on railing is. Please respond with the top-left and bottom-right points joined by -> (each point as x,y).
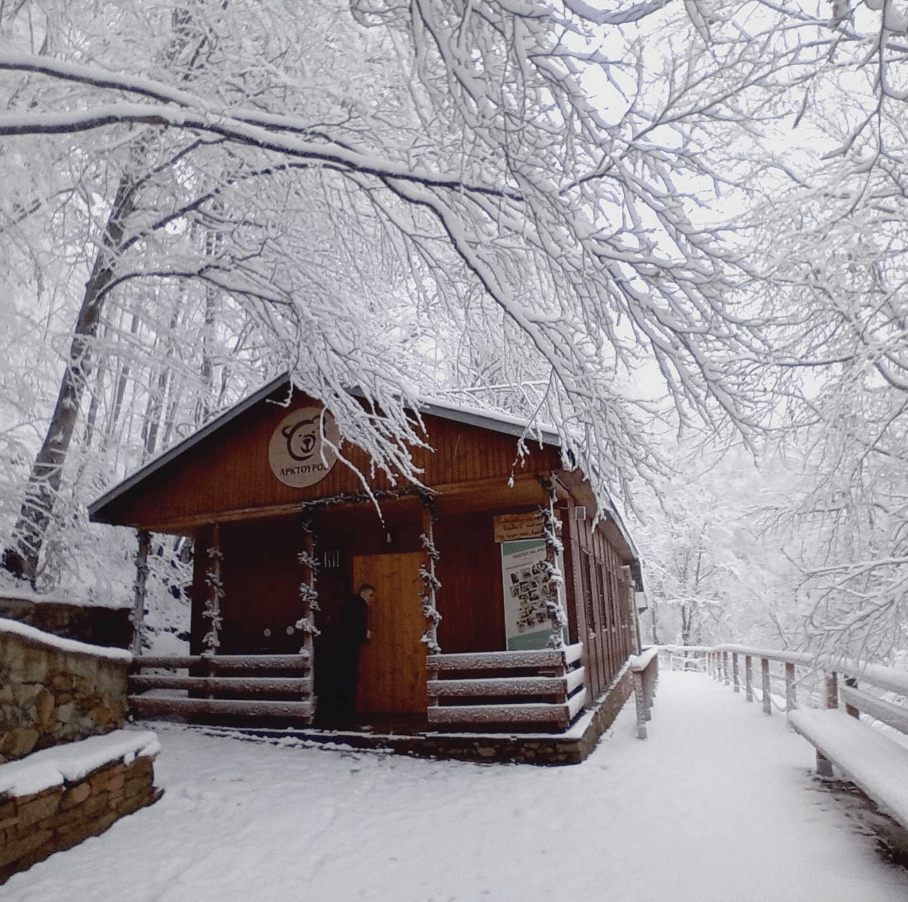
426,643 -> 587,732
127,652 -> 314,722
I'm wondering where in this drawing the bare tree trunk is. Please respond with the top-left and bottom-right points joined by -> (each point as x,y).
2,176 -> 138,582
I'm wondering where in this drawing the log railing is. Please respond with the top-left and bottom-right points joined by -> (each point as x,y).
128,653 -> 314,721
703,643 -> 908,832
426,642 -> 586,732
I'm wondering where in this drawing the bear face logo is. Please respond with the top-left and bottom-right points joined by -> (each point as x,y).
282,416 -> 319,462
269,406 -> 340,488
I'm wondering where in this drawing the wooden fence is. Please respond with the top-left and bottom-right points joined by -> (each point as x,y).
128,653 -> 314,721
426,642 -> 586,731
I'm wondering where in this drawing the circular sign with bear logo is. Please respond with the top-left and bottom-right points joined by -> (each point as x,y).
268,406 -> 340,488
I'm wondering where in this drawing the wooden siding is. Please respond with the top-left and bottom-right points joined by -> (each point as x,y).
564,510 -> 635,700
435,510 -> 507,654
95,391 -> 561,532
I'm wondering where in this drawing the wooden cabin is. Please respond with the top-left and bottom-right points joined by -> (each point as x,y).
89,375 -> 643,737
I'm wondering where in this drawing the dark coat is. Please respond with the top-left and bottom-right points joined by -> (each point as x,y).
338,593 -> 368,651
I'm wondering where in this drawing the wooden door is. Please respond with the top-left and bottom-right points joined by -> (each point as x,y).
352,553 -> 426,714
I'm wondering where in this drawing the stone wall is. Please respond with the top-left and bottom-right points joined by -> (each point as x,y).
0,596 -> 133,648
0,751 -> 159,883
0,624 -> 130,764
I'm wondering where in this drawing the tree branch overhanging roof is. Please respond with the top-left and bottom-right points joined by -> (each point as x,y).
87,372 -> 641,572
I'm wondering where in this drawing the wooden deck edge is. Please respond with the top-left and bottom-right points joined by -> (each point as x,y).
216,668 -> 635,766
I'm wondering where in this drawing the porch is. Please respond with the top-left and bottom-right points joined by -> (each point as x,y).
124,641 -> 627,764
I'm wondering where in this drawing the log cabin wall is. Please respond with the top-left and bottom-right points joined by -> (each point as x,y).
434,510 -> 506,654
189,501 -> 580,664
566,512 -> 632,700
94,392 -> 561,533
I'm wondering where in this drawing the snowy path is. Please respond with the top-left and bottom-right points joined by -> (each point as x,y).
7,671 -> 908,901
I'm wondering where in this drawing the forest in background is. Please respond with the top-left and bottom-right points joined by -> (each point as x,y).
1,1 -> 906,663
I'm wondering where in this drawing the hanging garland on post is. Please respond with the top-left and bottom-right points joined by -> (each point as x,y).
295,518 -> 320,645
131,529 -> 151,656
540,477 -> 568,650
418,492 -> 442,657
419,529 -> 442,655
202,524 -> 224,657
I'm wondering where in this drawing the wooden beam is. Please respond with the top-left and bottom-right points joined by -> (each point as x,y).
119,476 -> 548,534
840,685 -> 908,734
428,650 -> 566,671
132,653 -> 310,670
427,676 -> 568,699
128,696 -> 315,719
129,675 -> 313,695
427,703 -> 570,730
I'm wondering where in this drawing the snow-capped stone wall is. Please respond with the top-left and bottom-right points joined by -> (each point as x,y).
0,731 -> 160,883
0,619 -> 130,763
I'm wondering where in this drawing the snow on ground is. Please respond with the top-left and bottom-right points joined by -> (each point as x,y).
7,671 -> 908,902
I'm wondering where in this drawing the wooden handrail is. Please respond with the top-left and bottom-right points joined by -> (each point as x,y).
709,644 -> 908,698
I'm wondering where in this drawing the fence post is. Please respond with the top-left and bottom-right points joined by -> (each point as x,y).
634,670 -> 648,739
733,653 -> 740,693
644,661 -> 654,720
723,651 -> 730,685
785,662 -> 796,711
745,655 -> 753,702
761,658 -> 771,715
844,677 -> 859,719
815,672 -> 839,776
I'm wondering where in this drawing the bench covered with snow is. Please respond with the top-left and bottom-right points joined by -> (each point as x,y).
788,707 -> 908,832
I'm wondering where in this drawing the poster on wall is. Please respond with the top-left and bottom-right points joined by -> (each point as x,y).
500,538 -> 568,651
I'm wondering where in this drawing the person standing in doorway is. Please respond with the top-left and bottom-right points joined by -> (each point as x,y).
335,583 -> 374,725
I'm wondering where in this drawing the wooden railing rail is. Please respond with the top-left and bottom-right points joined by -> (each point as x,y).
426,642 -> 587,732
127,652 -> 314,721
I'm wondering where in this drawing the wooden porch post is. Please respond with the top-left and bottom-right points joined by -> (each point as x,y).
297,519 -> 319,711
131,529 -> 151,656
202,524 -> 224,693
540,478 -> 568,650
420,505 -> 442,704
